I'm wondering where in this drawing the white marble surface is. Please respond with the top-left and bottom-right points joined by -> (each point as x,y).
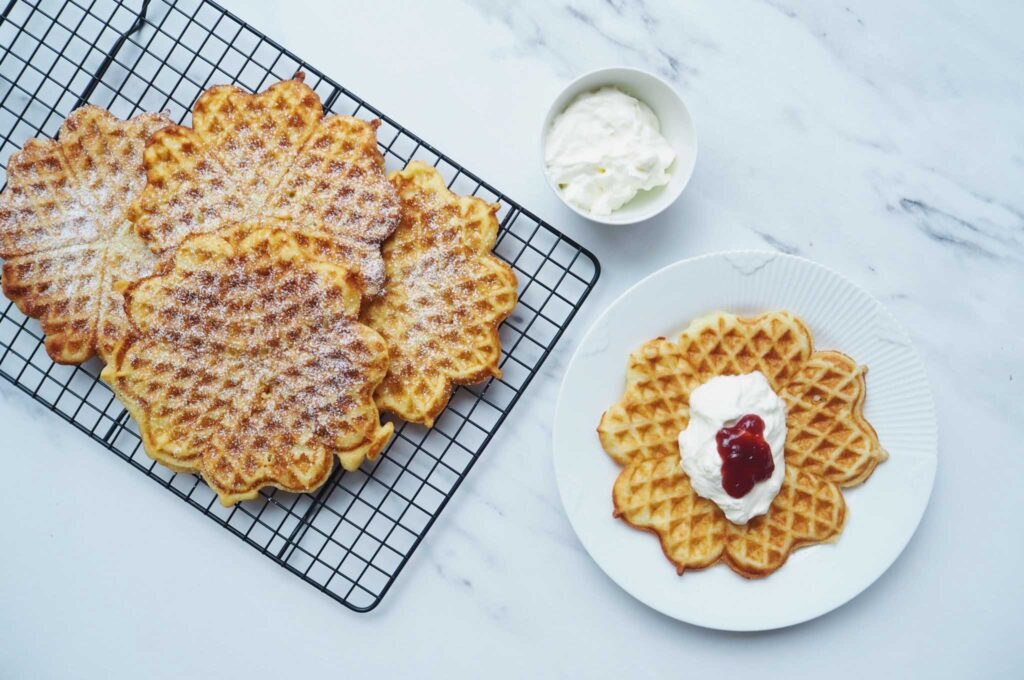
2,0 -> 1022,677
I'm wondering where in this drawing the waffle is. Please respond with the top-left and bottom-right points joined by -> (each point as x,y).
362,162 -> 518,426
102,225 -> 394,505
0,106 -> 170,363
599,311 -> 887,577
129,75 -> 399,297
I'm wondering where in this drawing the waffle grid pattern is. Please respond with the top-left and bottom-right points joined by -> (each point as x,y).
603,312 -> 882,578
0,0 -> 599,611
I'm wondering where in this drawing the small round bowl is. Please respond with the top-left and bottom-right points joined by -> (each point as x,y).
540,66 -> 698,226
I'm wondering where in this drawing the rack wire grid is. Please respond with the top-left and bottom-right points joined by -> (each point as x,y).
0,0 -> 599,611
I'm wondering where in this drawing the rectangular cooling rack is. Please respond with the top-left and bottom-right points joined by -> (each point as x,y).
0,0 -> 599,611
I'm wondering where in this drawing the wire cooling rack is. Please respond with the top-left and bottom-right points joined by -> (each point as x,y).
0,0 -> 599,611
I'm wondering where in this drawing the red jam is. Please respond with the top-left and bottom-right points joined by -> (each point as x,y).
716,414 -> 774,498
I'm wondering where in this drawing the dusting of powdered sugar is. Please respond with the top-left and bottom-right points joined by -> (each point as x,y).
399,212 -> 471,362
123,236 -> 384,478
0,109 -> 170,361
134,88 -> 398,297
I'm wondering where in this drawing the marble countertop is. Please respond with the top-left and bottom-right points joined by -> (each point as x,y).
2,0 -> 1021,677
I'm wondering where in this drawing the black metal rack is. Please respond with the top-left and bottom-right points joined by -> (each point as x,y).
0,0 -> 599,611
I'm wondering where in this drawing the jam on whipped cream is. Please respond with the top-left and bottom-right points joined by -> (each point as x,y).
678,372 -> 788,524
716,414 -> 775,498
544,87 -> 675,216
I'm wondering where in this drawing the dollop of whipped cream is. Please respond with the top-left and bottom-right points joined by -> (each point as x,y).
544,87 -> 675,216
679,372 -> 788,525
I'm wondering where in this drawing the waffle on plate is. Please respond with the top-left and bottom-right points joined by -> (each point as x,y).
599,311 -> 887,577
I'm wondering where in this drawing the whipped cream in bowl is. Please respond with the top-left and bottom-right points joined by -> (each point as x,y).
545,87 -> 675,216
540,67 -> 697,225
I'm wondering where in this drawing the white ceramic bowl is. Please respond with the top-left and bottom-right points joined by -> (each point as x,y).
540,66 -> 698,225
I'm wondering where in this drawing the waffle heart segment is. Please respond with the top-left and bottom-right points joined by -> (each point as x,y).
102,225 -> 393,505
598,336 -> 699,466
613,454 -> 728,573
676,310 -> 814,389
780,350 -> 888,486
0,107 -> 170,363
362,162 -> 518,426
723,465 -> 846,577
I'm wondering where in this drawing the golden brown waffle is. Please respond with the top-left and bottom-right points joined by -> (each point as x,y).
599,311 -> 887,577
0,107 -> 170,363
129,75 -> 399,297
102,225 -> 394,505
362,162 -> 518,426
597,337 -> 699,466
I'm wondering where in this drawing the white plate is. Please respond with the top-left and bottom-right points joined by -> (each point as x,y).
553,251 -> 937,631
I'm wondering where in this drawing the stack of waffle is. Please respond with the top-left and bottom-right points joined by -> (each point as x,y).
0,75 -> 517,504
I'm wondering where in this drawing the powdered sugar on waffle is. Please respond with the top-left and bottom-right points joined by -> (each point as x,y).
130,80 -> 399,297
108,228 -> 393,501
134,234 -> 368,425
363,162 -> 518,426
0,107 -> 171,363
400,218 -> 471,360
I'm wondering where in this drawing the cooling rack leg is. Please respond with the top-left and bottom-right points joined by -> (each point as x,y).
73,0 -> 152,109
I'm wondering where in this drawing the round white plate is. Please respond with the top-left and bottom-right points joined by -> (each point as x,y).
553,251 -> 937,631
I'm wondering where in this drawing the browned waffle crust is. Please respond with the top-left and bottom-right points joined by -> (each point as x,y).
129,75 -> 399,298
